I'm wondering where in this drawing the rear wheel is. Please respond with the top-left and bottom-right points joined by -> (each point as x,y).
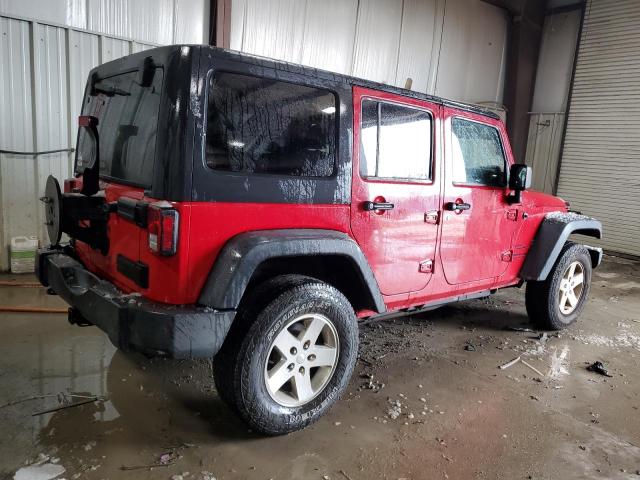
213,275 -> 311,411
214,276 -> 358,435
525,243 -> 592,330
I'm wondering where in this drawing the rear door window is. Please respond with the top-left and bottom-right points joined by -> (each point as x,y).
360,99 -> 432,180
205,72 -> 337,177
451,118 -> 506,187
76,68 -> 163,188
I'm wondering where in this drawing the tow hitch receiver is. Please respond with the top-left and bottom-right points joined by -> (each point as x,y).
68,307 -> 93,327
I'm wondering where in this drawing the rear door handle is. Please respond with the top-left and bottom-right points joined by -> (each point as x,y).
444,201 -> 471,211
363,201 -> 394,211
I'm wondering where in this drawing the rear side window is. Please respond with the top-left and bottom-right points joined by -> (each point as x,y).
76,68 -> 163,188
451,118 -> 506,187
360,99 -> 432,180
205,72 -> 337,177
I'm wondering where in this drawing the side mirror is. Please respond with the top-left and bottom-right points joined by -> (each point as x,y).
509,163 -> 532,191
507,164 -> 532,204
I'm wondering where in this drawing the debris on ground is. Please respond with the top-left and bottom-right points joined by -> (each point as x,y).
1,391 -> 104,414
121,461 -> 176,471
387,400 -> 402,420
499,356 -> 521,370
574,330 -> 640,351
586,361 -> 613,377
359,373 -> 385,392
504,326 -> 535,333
159,452 -> 175,464
0,394 -> 58,410
13,462 -> 66,480
120,444 -> 194,471
31,393 -> 105,417
548,345 -> 571,379
83,441 -> 97,451
339,469 -> 354,480
521,360 -> 546,378
171,473 -> 190,480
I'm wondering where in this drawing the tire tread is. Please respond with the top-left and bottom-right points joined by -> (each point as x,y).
525,242 -> 592,330
215,276 -> 358,435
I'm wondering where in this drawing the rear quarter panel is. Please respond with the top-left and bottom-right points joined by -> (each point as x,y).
184,204 -> 351,304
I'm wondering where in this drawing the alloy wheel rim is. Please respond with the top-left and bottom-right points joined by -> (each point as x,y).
558,261 -> 585,315
264,313 -> 339,408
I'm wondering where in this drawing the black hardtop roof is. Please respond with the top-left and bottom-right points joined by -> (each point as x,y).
94,44 -> 500,121
202,45 -> 501,121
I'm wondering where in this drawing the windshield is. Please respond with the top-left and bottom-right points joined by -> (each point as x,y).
75,68 -> 163,188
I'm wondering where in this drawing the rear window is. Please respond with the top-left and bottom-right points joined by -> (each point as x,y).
360,99 -> 432,181
75,68 -> 163,188
205,72 -> 337,177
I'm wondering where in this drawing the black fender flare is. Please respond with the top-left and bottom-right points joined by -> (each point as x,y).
520,213 -> 603,281
198,229 -> 385,313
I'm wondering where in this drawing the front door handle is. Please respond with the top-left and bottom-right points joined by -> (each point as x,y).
444,201 -> 471,212
363,201 -> 394,211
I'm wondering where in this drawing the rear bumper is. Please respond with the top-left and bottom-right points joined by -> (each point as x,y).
36,248 -> 235,359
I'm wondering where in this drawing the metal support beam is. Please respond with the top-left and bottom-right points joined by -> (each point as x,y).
209,0 -> 231,48
502,0 -> 547,163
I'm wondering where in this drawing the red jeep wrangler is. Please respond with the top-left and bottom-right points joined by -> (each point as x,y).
37,45 -> 602,435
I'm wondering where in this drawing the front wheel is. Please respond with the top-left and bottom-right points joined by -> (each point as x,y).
214,276 -> 358,435
525,242 -> 592,330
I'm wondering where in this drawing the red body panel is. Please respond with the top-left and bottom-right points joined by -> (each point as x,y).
183,203 -> 350,304
439,107 -> 519,286
73,87 -> 567,314
76,194 -> 350,304
350,87 -> 443,299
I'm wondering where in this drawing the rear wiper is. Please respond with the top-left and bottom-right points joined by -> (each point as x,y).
92,81 -> 131,97
89,57 -> 154,97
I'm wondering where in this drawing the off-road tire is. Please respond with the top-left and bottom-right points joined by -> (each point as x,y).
525,242 -> 592,330
214,276 -> 358,435
213,275 -> 312,412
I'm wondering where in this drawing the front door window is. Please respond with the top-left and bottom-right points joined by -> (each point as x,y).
451,118 -> 506,187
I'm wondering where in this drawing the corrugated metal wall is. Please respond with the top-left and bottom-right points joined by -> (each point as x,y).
0,0 -> 209,44
525,9 -> 581,193
557,0 -> 640,256
0,0 -> 209,270
229,0 -> 508,105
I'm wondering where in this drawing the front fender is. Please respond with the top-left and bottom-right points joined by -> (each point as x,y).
520,212 -> 603,281
198,229 -> 385,312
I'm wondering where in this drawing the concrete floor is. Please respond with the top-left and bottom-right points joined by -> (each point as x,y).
1,256 -> 639,480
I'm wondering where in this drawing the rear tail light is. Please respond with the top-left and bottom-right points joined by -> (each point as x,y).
64,178 -> 80,193
147,203 -> 179,256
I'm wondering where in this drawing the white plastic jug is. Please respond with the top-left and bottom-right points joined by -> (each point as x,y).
10,236 -> 39,274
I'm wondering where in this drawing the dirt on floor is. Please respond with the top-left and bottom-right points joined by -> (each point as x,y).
1,256 -> 639,480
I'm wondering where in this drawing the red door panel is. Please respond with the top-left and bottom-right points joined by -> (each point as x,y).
439,108 -> 520,285
440,187 -> 513,283
350,87 -> 442,297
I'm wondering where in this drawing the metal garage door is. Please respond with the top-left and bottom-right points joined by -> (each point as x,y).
557,0 -> 640,256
